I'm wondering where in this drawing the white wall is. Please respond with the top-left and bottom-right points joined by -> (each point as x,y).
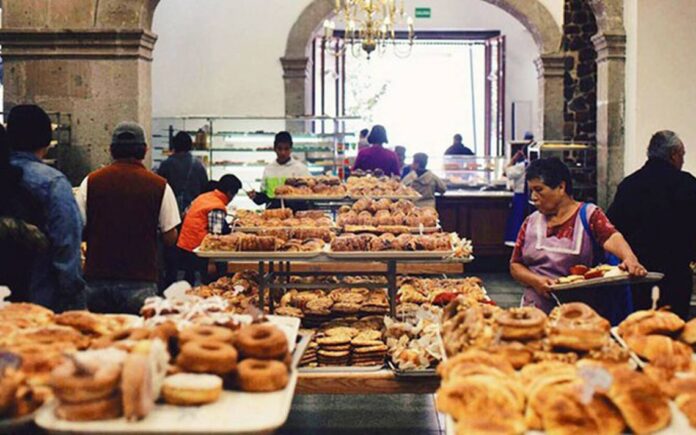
623,0 -> 696,175
152,0 -> 553,142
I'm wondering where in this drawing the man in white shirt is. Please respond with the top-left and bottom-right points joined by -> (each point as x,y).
248,131 -> 310,209
75,122 -> 180,314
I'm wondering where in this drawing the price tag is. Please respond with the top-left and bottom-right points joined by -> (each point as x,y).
578,365 -> 613,404
419,223 -> 424,236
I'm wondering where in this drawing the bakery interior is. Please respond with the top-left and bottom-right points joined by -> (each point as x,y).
2,0 -> 696,434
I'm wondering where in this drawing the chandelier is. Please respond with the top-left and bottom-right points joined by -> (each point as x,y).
322,0 -> 415,58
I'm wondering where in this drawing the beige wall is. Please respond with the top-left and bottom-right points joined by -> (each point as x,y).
151,0 -> 549,141
624,0 -> 696,175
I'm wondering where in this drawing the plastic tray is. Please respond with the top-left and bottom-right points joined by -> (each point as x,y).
549,272 -> 663,291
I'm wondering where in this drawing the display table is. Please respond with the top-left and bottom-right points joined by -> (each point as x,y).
437,190 -> 514,257
296,370 -> 439,395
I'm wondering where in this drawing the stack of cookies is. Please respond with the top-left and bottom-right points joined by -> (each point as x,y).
299,341 -> 318,367
360,291 -> 389,316
316,334 -> 351,366
351,337 -> 388,367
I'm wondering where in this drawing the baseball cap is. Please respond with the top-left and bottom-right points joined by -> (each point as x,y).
111,121 -> 146,147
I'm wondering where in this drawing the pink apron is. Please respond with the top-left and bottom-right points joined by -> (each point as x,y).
519,205 -> 596,313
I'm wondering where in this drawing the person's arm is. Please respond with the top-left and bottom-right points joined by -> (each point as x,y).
46,177 -> 86,299
159,184 -> 181,247
603,233 -> 647,276
510,262 -> 556,299
505,163 -> 525,181
433,173 -> 447,194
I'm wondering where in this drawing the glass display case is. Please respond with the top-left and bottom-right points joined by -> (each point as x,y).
430,155 -> 508,190
151,116 -> 358,209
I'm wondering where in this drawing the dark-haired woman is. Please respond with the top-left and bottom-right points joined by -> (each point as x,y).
509,158 -> 646,323
351,125 -> 401,177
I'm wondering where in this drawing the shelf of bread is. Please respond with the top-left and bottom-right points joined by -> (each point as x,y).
336,198 -> 440,234
0,287 -> 305,433
436,296 -> 696,434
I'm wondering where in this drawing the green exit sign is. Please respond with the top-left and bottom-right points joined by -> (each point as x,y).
415,7 -> 431,18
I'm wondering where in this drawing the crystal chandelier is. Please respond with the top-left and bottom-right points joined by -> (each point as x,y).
322,0 -> 415,59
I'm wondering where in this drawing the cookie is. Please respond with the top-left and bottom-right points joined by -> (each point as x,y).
354,330 -> 382,341
351,339 -> 384,348
320,345 -> 351,352
353,344 -> 388,354
317,349 -> 350,358
324,327 -> 359,338
317,336 -> 351,346
332,302 -> 361,314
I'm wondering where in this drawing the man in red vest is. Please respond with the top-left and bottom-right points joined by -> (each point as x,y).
178,174 -> 241,285
76,122 -> 180,314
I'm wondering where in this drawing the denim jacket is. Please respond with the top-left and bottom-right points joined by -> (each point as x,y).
9,151 -> 85,311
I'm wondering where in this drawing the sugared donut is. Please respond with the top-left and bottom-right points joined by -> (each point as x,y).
161,373 -> 223,406
236,359 -> 289,392
548,303 -> 610,351
176,340 -> 238,375
55,393 -> 123,421
496,307 -> 547,340
180,325 -> 235,345
50,359 -> 121,404
234,324 -> 288,360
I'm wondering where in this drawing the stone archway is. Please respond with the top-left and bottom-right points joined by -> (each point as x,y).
282,0 -> 564,139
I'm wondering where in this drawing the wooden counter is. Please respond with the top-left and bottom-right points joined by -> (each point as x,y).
296,370 -> 439,394
437,191 -> 513,257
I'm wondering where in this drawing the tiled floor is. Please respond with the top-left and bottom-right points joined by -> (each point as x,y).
278,272 -> 523,435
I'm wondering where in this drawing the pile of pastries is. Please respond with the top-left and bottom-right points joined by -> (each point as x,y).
441,299 -> 630,369
330,232 -> 469,256
346,175 -> 420,198
199,233 -> 326,253
617,310 -> 696,426
385,305 -> 443,371
235,208 -> 334,228
299,317 -> 386,368
186,271 -> 261,314
337,198 -> 439,232
275,288 -> 389,327
397,277 -> 487,307
259,227 -> 335,243
556,264 -> 628,284
274,176 -> 346,198
437,350 -> 672,434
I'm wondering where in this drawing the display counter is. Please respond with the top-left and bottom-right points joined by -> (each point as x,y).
437,189 -> 514,257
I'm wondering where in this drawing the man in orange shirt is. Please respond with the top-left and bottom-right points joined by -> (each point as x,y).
177,174 -> 241,285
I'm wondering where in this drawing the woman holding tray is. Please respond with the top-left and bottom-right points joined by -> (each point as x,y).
509,157 -> 647,324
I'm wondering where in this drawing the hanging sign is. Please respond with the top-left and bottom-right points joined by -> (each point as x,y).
415,7 -> 431,18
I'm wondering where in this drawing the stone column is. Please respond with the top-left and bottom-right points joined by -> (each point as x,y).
0,29 -> 156,183
280,57 -> 311,118
592,32 -> 626,207
534,53 -> 566,140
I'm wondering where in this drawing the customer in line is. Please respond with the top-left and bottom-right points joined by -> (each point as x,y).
352,125 -> 401,177
1,123 -> 50,303
8,105 -> 85,311
157,131 -> 209,216
76,122 -> 180,314
445,134 -> 475,156
510,158 -> 646,324
177,175 -> 242,285
157,131 -> 208,287
248,131 -> 310,208
608,130 -> 696,320
402,153 -> 447,208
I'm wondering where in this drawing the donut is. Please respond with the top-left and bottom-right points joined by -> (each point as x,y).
161,373 -> 223,406
550,303 -> 598,323
236,359 -> 289,392
180,325 -> 235,345
548,303 -> 610,351
496,307 -> 547,340
91,328 -> 152,350
176,340 -> 238,375
121,353 -> 154,421
234,324 -> 288,360
55,393 -> 123,421
50,359 -> 121,404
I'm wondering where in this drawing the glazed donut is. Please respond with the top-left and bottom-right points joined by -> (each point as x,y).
55,393 -> 123,421
91,328 -> 152,350
49,359 -> 121,404
161,373 -> 223,406
121,353 -> 154,421
548,318 -> 610,352
176,340 -> 238,375
236,359 -> 289,392
496,307 -> 547,340
549,302 -> 598,323
180,325 -> 235,345
234,324 -> 288,360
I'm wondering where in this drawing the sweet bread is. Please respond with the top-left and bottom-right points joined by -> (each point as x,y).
624,334 -> 692,370
236,359 -> 289,392
234,323 -> 288,360
618,309 -> 685,337
606,367 -> 671,434
495,307 -> 547,340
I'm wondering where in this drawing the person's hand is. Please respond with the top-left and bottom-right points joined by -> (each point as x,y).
531,275 -> 556,299
620,256 -> 648,277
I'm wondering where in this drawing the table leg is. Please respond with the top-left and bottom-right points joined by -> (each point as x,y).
387,260 -> 397,317
269,261 -> 275,313
257,261 -> 265,311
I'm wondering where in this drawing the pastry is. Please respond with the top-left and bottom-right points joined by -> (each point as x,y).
161,373 -> 223,406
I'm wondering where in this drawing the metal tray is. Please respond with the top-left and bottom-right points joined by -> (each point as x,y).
299,363 -> 385,373
326,250 -> 454,260
348,195 -> 421,200
194,248 -> 322,260
549,272 -> 663,291
387,360 -> 438,378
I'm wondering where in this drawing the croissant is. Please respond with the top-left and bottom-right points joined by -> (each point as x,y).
618,309 -> 685,337
606,367 -> 671,434
625,334 -> 693,370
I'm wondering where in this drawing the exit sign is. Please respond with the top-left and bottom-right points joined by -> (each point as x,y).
415,7 -> 431,18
